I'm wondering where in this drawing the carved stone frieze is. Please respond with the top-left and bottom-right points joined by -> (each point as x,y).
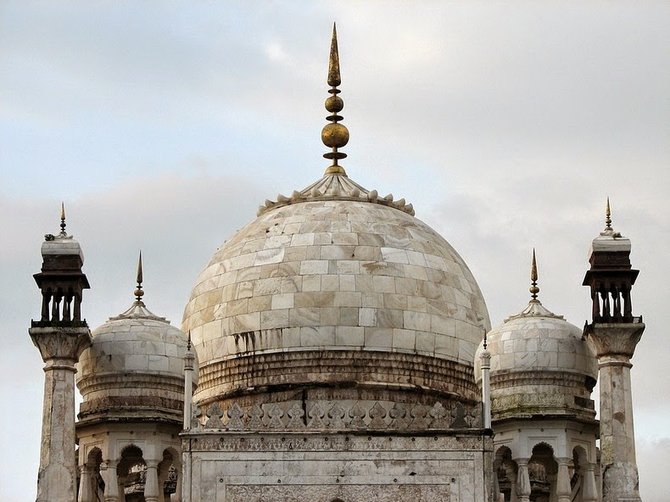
188,398 -> 481,432
186,432 -> 489,453
226,483 -> 450,502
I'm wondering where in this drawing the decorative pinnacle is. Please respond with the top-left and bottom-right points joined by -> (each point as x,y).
134,251 -> 144,303
483,330 -> 488,350
187,331 -> 192,351
59,202 -> 67,236
322,23 -> 349,176
605,197 -> 612,230
529,248 -> 540,301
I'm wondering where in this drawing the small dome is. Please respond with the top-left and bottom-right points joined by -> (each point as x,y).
475,299 -> 597,421
77,300 -> 195,425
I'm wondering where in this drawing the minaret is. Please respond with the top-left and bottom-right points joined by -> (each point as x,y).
583,199 -> 645,502
29,205 -> 92,502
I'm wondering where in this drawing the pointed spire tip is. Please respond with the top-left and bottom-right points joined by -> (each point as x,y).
59,202 -> 67,235
134,251 -> 145,303
529,249 -> 540,301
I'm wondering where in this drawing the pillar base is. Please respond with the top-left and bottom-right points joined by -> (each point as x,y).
602,461 -> 641,502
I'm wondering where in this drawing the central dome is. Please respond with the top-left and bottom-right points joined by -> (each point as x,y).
182,172 -> 490,406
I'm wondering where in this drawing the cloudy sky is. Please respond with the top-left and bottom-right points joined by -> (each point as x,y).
1,1 -> 668,500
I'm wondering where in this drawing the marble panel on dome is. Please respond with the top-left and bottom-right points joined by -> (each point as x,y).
299,260 -> 329,275
335,326 -> 364,346
392,328 -> 416,351
365,327 -> 393,349
416,331 -> 436,354
376,309 -> 403,328
300,326 -> 335,347
254,248 -> 285,266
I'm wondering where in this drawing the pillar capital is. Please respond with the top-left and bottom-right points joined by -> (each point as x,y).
585,322 -> 644,359
29,326 -> 91,365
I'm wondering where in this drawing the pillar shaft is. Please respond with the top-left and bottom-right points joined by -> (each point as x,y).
78,465 -> 92,502
587,323 -> 644,502
144,460 -> 160,502
515,459 -> 531,502
583,463 -> 599,502
556,457 -> 572,502
30,327 -> 91,502
101,461 -> 120,502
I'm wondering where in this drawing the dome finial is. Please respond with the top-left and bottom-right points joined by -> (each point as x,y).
59,202 -> 67,236
322,22 -> 349,176
530,248 -> 540,301
134,251 -> 145,304
605,196 -> 612,230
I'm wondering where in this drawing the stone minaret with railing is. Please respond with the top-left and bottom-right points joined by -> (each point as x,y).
583,199 -> 645,502
29,205 -> 92,502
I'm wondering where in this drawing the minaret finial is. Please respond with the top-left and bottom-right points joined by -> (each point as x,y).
605,197 -> 612,230
322,22 -> 349,176
483,330 -> 488,350
134,251 -> 144,304
530,248 -> 540,301
187,330 -> 192,351
59,202 -> 67,236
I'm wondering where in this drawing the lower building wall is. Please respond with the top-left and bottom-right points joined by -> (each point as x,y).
182,432 -> 493,502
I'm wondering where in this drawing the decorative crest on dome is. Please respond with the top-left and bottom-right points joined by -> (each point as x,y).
255,24 -> 415,218
111,253 -> 166,321
505,250 -> 563,322
322,23 -> 349,176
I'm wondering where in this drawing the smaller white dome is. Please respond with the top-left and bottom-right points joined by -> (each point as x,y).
475,299 -> 597,421
77,300 -> 196,425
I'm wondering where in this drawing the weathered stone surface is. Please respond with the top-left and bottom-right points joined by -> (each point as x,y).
182,432 -> 493,502
183,198 -> 490,406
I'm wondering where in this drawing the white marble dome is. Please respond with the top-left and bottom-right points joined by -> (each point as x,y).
183,172 -> 490,405
475,299 -> 598,421
77,300 -> 194,425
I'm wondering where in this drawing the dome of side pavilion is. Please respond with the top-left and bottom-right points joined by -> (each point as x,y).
475,252 -> 598,422
76,257 -> 194,425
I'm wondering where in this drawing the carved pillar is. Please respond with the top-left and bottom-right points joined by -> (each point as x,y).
78,464 -> 92,502
556,457 -> 572,502
582,462 -> 599,502
515,459 -> 531,502
30,327 -> 91,502
144,459 -> 160,502
587,324 -> 644,502
101,460 -> 120,502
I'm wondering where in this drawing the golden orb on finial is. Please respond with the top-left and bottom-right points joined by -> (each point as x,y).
321,123 -> 349,149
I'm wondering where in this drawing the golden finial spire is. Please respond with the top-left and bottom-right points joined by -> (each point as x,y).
322,23 -> 349,176
134,251 -> 144,303
529,248 -> 540,301
59,202 -> 67,236
605,197 -> 612,230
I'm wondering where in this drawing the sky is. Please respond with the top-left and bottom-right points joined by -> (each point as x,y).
1,1 -> 668,500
